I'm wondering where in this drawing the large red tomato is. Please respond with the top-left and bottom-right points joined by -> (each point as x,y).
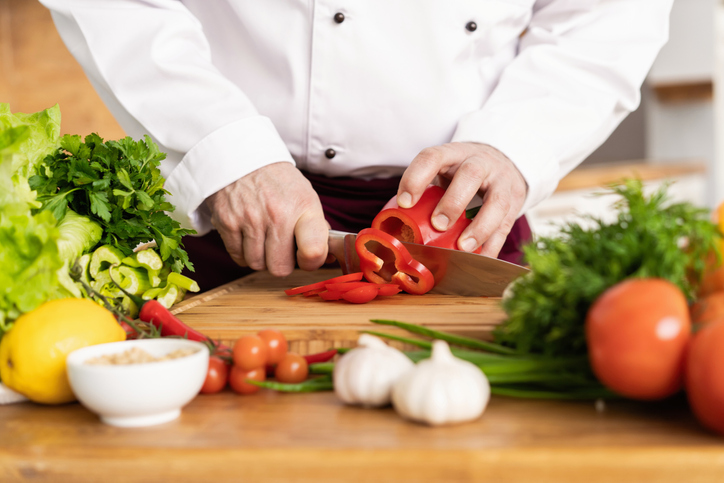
585,278 -> 691,400
686,318 -> 724,435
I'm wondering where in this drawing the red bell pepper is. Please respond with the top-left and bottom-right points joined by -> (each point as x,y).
371,185 -> 482,253
355,227 -> 435,295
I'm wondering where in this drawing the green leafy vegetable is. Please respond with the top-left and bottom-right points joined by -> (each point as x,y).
56,209 -> 103,262
30,133 -> 195,273
495,179 -> 720,358
0,104 -> 64,337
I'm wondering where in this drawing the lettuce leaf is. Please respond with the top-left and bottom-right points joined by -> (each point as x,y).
0,104 -> 63,337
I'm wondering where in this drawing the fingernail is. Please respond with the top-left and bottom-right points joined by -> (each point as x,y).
397,191 -> 412,208
459,237 -> 477,252
432,214 -> 449,231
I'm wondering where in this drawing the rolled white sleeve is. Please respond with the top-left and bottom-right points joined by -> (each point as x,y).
40,0 -> 294,233
452,0 -> 674,215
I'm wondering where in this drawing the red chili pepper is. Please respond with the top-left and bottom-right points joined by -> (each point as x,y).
115,281 -> 229,354
355,227 -> 435,295
303,349 -> 338,364
371,185 -> 482,253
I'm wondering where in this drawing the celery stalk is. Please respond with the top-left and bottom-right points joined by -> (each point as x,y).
167,272 -> 200,292
89,245 -> 124,279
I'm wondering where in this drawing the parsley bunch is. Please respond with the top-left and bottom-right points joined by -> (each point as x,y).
30,133 -> 195,273
495,179 -> 719,358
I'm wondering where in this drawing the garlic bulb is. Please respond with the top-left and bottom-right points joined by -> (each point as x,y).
392,340 -> 490,426
333,334 -> 414,407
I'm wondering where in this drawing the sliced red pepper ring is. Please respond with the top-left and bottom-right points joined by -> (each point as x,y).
341,284 -> 380,304
319,290 -> 343,301
303,288 -> 326,297
377,284 -> 402,296
372,185 -> 482,253
284,272 -> 364,296
355,228 -> 435,295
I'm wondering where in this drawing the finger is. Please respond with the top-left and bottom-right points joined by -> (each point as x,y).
213,221 -> 248,267
294,210 -> 329,271
457,188 -> 513,252
241,222 -> 267,271
397,146 -> 452,208
264,223 -> 297,277
479,229 -> 511,259
431,156 -> 487,231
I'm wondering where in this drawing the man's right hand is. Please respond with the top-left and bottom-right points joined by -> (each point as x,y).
205,162 -> 329,277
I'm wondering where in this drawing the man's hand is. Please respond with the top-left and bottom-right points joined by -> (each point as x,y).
397,142 -> 528,258
205,162 -> 329,277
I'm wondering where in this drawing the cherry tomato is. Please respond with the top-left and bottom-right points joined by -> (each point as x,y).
257,329 -> 288,365
229,366 -> 266,395
200,356 -> 229,394
341,285 -> 379,304
274,353 -> 309,383
586,278 -> 691,400
232,335 -> 268,371
686,318 -> 724,435
118,321 -> 138,339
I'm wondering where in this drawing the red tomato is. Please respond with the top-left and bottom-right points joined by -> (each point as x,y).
232,335 -> 268,371
257,329 -> 288,365
274,353 -> 309,383
341,285 -> 379,304
200,356 -> 229,394
229,366 -> 266,395
686,318 -> 724,435
585,278 -> 691,400
690,291 -> 724,326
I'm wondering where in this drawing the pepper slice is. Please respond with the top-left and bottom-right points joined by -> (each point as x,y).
371,185 -> 482,253
284,272 -> 365,296
355,228 -> 435,295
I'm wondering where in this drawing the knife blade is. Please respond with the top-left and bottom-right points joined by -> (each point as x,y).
327,230 -> 529,297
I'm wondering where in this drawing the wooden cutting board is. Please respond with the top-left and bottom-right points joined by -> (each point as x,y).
170,269 -> 507,354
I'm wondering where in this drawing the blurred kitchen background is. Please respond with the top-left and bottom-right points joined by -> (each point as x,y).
0,0 -> 720,238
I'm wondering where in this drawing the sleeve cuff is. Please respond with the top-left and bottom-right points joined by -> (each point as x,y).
163,116 -> 294,234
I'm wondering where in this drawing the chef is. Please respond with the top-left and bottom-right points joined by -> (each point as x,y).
40,0 -> 673,290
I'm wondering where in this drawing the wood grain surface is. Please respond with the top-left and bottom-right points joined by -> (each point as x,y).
2,270 -> 723,482
169,268 -> 507,354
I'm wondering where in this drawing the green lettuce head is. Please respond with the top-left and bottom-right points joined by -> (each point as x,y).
0,104 -> 63,337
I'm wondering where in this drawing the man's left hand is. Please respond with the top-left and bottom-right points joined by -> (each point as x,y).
397,142 -> 528,258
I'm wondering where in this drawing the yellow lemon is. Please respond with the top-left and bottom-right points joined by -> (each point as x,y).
0,298 -> 126,404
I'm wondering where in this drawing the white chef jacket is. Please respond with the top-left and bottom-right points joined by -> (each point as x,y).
40,0 -> 673,234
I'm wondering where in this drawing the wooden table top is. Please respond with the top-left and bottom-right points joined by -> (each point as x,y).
1,270 -> 723,482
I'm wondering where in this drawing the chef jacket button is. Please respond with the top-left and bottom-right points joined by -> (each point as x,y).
466,21 -> 477,32
325,148 -> 337,159
334,12 -> 345,24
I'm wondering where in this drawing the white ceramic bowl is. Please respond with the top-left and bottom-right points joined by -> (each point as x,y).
66,339 -> 209,427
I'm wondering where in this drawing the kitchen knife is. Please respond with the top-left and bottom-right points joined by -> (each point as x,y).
327,230 -> 529,297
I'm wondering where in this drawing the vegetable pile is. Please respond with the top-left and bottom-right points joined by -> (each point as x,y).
274,180 -> 724,434
0,104 -> 198,339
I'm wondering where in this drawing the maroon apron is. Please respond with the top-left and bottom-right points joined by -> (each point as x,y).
181,171 -> 531,292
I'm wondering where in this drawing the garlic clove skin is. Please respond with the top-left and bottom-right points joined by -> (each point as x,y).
333,334 -> 414,407
392,340 -> 490,426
